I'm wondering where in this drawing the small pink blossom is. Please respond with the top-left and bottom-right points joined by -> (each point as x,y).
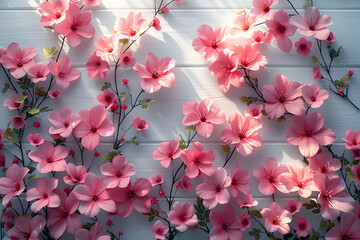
229,163 -> 250,197
0,42 -> 37,78
132,116 -> 149,131
308,152 -> 341,179
4,93 -> 24,110
253,157 -> 289,195
96,89 -> 116,109
294,37 -> 312,55
119,51 -> 136,68
293,217 -> 311,237
63,163 -> 87,185
114,11 -> 148,41
244,103 -> 263,119
28,62 -> 50,83
33,121 -> 40,128
37,0 -> 70,26
75,222 -> 110,240
95,35 -> 118,58
326,31 -> 336,42
262,74 -> 305,119
158,189 -> 165,196
176,176 -> 192,190
100,155 -> 136,188
221,113 -> 263,157
0,164 -> 29,205
55,3 -> 95,47
121,104 -> 128,110
251,0 -> 279,20
261,202 -> 292,234
285,112 -> 336,157
48,106 -> 81,138
28,133 -> 44,147
234,44 -> 268,71
49,90 -> 61,98
86,50 -> 110,80
284,200 -> 302,215
152,139 -> 182,168
237,212 -> 251,231
209,204 -> 242,240
122,79 -> 129,85
11,116 -> 25,129
26,177 -> 60,212
343,129 -> 360,151
313,67 -> 322,79
149,172 -> 164,187
83,0 -> 102,7
168,202 -> 198,232
133,53 -> 176,93
252,30 -> 266,44
352,164 -> 360,186
196,167 -> 231,209
337,88 -> 344,95
302,82 -> 329,108
7,215 -> 46,240
236,194 -> 259,208
73,105 -> 115,151
151,220 -> 169,240
150,18 -> 161,31
151,197 -> 159,205
348,70 -> 354,77
106,220 -> 113,227
292,6 -> 333,40
48,55 -> 81,89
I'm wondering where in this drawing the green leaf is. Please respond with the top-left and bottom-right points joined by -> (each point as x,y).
131,140 -> 139,146
27,166 -> 36,174
2,168 -> 7,173
249,210 -> 262,218
141,104 -> 149,110
52,50 -> 59,56
198,221 -> 206,226
319,220 -> 326,230
268,236 -> 275,240
248,231 -> 255,236
334,80 -> 342,87
15,95 -> 28,103
197,197 -> 202,206
348,172 -> 354,181
3,128 -> 11,139
341,75 -> 348,84
312,209 -> 320,214
148,215 -> 154,222
185,125 -> 196,131
1,85 -> 8,94
9,135 -> 17,145
43,47 -> 51,54
221,145 -> 231,154
28,108 -> 39,115
103,154 -> 113,161
311,56 -> 318,64
240,96 -> 248,102
31,174 -> 38,179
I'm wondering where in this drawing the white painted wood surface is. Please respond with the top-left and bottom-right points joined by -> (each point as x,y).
0,0 -> 359,239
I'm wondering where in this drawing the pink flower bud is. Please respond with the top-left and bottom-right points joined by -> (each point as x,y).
158,189 -> 165,196
337,88 -> 344,95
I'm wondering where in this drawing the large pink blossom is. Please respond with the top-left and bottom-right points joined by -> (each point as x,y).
180,141 -> 215,178
192,24 -> 231,62
100,155 -> 136,188
63,163 -> 88,185
55,3 -> 95,47
75,222 -> 110,240
196,167 -> 231,209
0,164 -> 29,205
302,82 -> 329,108
0,42 -> 37,78
37,0 -> 70,26
308,152 -> 341,179
262,74 -> 305,119
261,202 -> 292,234
73,173 -> 116,217
251,0 -> 279,20
229,163 -> 250,197
233,14 -> 257,38
3,93 -> 24,110
181,98 -> 226,138
151,220 -> 169,240
221,113 -> 263,157
7,215 -> 46,240
86,50 -> 110,79
209,50 -> 244,93
253,157 -> 289,195
48,55 -> 81,89
48,106 -> 81,138
168,202 -> 198,232
285,112 -> 336,157
28,62 -> 50,83
314,174 -> 355,220
291,6 -> 333,40
209,204 -> 242,240
133,53 -> 176,93
233,44 -> 268,71
326,212 -> 360,240
95,35 -> 119,59
153,139 -> 182,168
265,9 -> 297,52
26,177 -> 60,212
114,11 -> 148,41
73,105 -> 115,151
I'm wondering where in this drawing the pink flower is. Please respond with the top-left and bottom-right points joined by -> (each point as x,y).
73,105 -> 115,151
106,220 -> 113,226
55,3 -> 95,47
348,70 -> 354,77
96,89 -> 116,109
233,14 -> 257,38
33,121 -> 40,128
48,106 -> 81,138
292,6 -> 333,40
196,167 -> 231,209
237,213 -> 251,231
352,164 -> 360,186
265,10 -> 296,52
149,173 -> 164,187
132,116 -> 149,131
122,78 -> 129,85
244,103 -> 263,119
7,215 -> 46,240
73,173 -> 116,217
11,116 -> 25,129
114,11 -> 148,41
119,51 -> 136,68
48,55 -> 81,89
192,24 -> 231,62
234,45 -> 268,71
253,157 -> 289,195
284,200 -> 302,215
279,164 -> 317,198
0,42 -> 37,78
28,133 -> 44,147
107,178 -> 151,217
314,174 -> 355,219
251,0 -> 279,20
221,113 -> 263,157
355,206 -> 360,221
150,18 -> 161,31
121,104 -> 128,110
313,67 -> 322,79
326,31 -> 336,42
100,155 -> 136,188
75,222 -> 110,240
37,0 -> 70,26
49,90 -> 61,98
302,82 -> 329,108
293,217 -> 311,237
180,141 -> 215,178
252,30 -> 266,44
83,0 -> 102,7
28,141 -> 68,173
326,212 -> 360,240
63,163 -> 87,185
168,202 -> 198,232
309,152 -> 341,179
337,88 -> 344,95
176,176 -> 193,190
209,204 -> 242,240
0,164 -> 29,205
262,74 -> 305,119
26,177 -> 60,212
86,50 -> 110,80
236,194 -> 259,208
208,50 -> 244,93
152,139 -> 182,168
151,220 -> 169,240
182,99 -> 226,138
95,35 -> 118,58
343,130 -> 360,150
0,47 -> 6,57
285,112 -> 336,157
4,93 -> 24,110
47,191 -> 82,239
28,62 -> 50,83
229,163 -> 250,197
261,202 -> 292,234
133,53 -> 176,93
294,37 -> 312,55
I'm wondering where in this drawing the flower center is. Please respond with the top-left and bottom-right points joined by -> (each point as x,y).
62,211 -> 69,218
279,96 -> 286,103
222,224 -> 228,231
91,126 -> 97,133
272,217 -> 280,225
123,56 -> 130,63
289,205 -> 296,213
238,130 -> 245,139
92,195 -> 99,201
212,42 -> 218,49
277,25 -> 286,34
43,193 -> 48,199
47,157 -> 52,163
200,117 -> 206,122
311,96 -> 316,102
59,72 -> 65,77
36,72 -> 44,78
300,43 -> 307,50
321,167 -> 327,173
129,29 -> 136,36
64,122 -> 70,128
17,62 -> 23,68
263,6 -> 270,13
241,24 -> 250,31
152,71 -> 160,79
168,153 -> 173,159
309,25 -> 315,31
116,171 -> 122,178
128,190 -> 134,198
241,218 -> 249,226
15,183 -> 21,191
268,175 -> 276,184
95,61 -> 101,67
71,24 -> 78,31
216,186 -> 222,192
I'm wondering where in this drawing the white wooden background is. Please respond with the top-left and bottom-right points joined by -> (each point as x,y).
0,0 -> 359,239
